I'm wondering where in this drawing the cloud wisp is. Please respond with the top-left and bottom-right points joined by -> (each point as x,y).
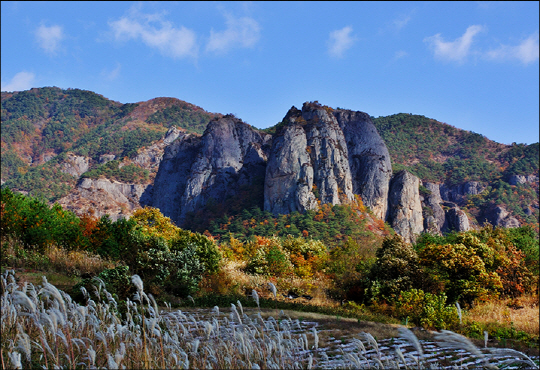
424,25 -> 485,63
206,13 -> 261,53
109,10 -> 198,59
327,26 -> 357,59
486,31 -> 539,65
393,13 -> 412,31
1,71 -> 36,92
35,24 -> 64,55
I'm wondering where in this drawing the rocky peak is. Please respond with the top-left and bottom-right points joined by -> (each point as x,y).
264,104 -> 355,215
333,108 -> 392,220
152,115 -> 271,224
387,170 -> 424,244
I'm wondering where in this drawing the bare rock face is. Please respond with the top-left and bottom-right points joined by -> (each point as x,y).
180,117 -> 271,221
387,170 -> 424,244
264,110 -> 317,215
264,104 -> 355,215
57,177 -> 150,220
133,127 -> 183,176
442,201 -> 471,232
98,154 -> 116,164
440,181 -> 485,205
152,116 -> 271,225
421,182 -> 446,234
150,130 -> 203,223
333,109 -> 392,220
483,205 -> 520,228
60,153 -> 90,178
508,174 -> 539,186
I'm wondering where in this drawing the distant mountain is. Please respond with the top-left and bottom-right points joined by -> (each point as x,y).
1,87 -> 220,200
1,88 -> 538,240
370,113 -> 539,225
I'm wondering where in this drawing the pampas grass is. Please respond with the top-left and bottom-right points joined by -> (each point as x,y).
1,269 -> 538,369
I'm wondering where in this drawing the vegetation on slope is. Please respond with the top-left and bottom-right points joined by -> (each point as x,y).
2,188 -> 538,349
371,113 -> 539,226
1,87 -> 219,202
371,113 -> 538,183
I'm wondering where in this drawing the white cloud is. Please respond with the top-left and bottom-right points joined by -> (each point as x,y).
486,31 -> 539,65
102,63 -> 121,81
35,24 -> 64,55
328,26 -> 357,59
424,25 -> 485,63
206,13 -> 261,53
394,50 -> 408,59
393,14 -> 412,31
109,10 -> 198,59
1,71 -> 36,92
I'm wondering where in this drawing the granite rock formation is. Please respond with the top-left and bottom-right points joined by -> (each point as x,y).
333,109 -> 393,220
264,104 -> 355,215
387,170 -> 424,243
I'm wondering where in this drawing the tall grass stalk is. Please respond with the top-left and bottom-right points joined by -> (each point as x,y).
1,269 -> 537,369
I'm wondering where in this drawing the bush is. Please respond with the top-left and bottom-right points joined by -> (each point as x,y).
245,238 -> 294,277
395,289 -> 459,330
171,229 -> 221,274
1,187 -> 87,252
72,265 -> 132,303
418,235 -> 503,306
163,244 -> 206,297
367,235 -> 422,302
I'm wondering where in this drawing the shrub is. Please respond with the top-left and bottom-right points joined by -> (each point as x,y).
163,244 -> 206,297
418,236 -> 503,306
171,229 -> 221,274
1,187 -> 87,252
395,288 -> 459,330
367,235 -> 422,302
245,239 -> 294,277
72,265 -> 132,303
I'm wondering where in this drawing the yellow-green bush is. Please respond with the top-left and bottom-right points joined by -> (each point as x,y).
395,288 -> 459,330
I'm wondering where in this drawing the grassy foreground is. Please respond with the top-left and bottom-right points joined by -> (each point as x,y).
2,268 -> 538,370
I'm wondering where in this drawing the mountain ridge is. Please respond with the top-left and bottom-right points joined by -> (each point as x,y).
1,87 -> 538,240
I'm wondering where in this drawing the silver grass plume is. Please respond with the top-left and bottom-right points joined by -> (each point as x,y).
398,327 -> 424,360
311,327 -> 319,350
487,348 -> 539,369
15,325 -> 32,362
433,330 -> 496,369
148,293 -> 159,315
252,290 -> 260,309
8,351 -> 22,369
107,354 -> 119,369
231,303 -> 242,324
12,291 -> 36,313
237,300 -> 244,315
40,277 -> 66,313
131,274 -> 144,294
268,282 -> 277,298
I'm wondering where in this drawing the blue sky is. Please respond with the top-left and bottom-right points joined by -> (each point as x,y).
2,1 -> 538,145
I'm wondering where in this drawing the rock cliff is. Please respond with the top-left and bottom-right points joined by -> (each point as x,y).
60,153 -> 90,178
421,182 -> 446,234
152,116 -> 271,224
57,178 -> 150,220
333,109 -> 392,220
53,101 -> 528,242
264,104 -> 354,215
387,170 -> 424,244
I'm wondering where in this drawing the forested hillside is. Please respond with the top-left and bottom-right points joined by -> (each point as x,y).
1,88 -> 538,229
372,113 -> 539,226
1,87 -> 220,201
